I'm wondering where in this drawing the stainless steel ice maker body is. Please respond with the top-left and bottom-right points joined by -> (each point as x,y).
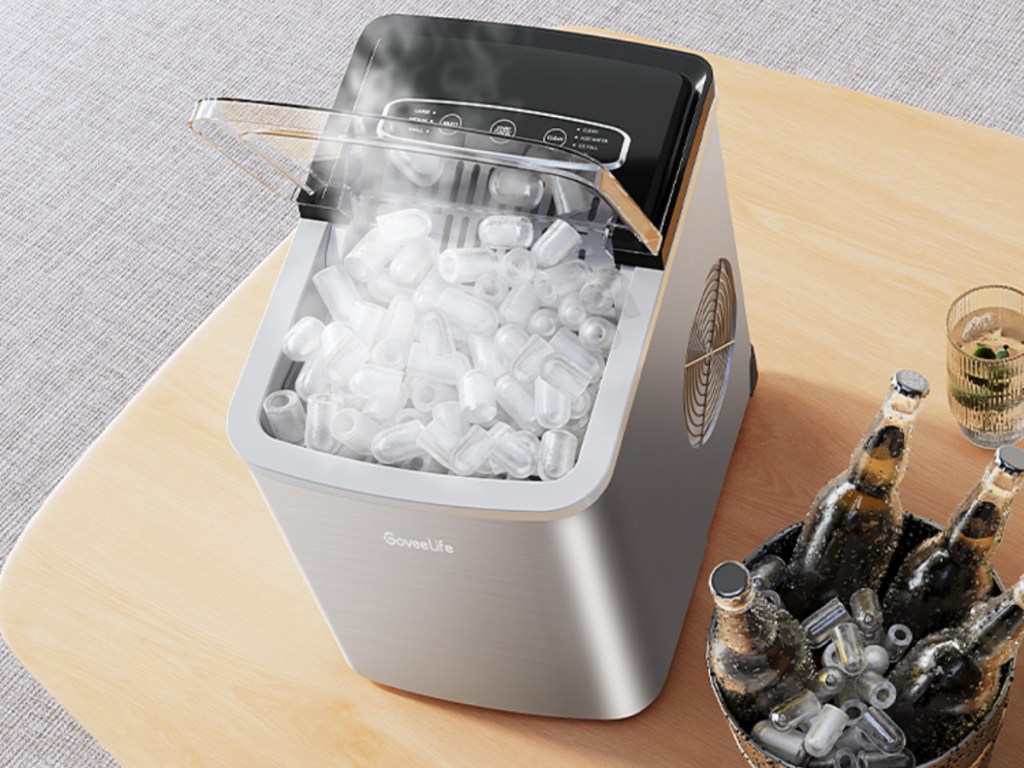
200,16 -> 755,718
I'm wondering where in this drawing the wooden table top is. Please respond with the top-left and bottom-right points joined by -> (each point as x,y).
3,27 -> 1024,768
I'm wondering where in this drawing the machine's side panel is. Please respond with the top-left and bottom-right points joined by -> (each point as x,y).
595,117 -> 753,698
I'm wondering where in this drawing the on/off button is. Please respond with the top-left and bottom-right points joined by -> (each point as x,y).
543,127 -> 568,146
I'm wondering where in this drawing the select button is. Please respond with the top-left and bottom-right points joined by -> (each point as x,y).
438,113 -> 462,135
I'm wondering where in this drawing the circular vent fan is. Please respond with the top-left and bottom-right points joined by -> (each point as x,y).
684,259 -> 737,447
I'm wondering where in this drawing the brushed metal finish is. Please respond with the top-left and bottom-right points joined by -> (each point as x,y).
238,116 -> 753,719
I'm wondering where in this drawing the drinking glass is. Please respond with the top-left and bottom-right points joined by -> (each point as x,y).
946,285 -> 1024,448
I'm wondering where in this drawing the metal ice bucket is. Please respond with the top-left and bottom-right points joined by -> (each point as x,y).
707,515 -> 1015,768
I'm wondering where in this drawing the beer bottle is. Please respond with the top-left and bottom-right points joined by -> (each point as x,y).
883,446 -> 1024,640
887,575 -> 1024,756
783,371 -> 930,618
708,561 -> 814,725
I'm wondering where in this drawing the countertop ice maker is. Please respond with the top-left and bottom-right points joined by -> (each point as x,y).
191,16 -> 757,719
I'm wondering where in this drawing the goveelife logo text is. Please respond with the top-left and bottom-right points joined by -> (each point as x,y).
383,531 -> 455,554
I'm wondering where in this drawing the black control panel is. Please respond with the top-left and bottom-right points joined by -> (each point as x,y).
382,98 -> 630,168
322,16 -> 713,268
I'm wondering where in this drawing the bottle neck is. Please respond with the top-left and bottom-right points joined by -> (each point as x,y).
945,462 -> 1024,564
848,394 -> 920,495
962,583 -> 1024,668
715,589 -> 779,653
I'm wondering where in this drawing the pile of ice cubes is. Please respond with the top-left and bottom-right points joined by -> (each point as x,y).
752,573 -> 916,767
261,176 -> 624,481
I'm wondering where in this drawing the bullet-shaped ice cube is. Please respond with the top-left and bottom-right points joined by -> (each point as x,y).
305,392 -> 343,453
547,175 -> 592,217
534,260 -> 592,306
528,308 -> 560,339
884,624 -> 913,662
579,268 -> 624,315
432,401 -> 465,435
499,282 -> 541,326
407,343 -> 471,385
478,215 -> 533,248
809,666 -> 846,701
851,588 -> 884,644
459,369 -> 497,424
495,374 -> 539,433
855,671 -> 896,710
751,720 -> 807,766
854,750 -> 915,767
499,247 -> 537,285
495,324 -> 531,362
416,418 -> 462,469
511,335 -> 554,383
295,353 -> 330,400
349,300 -> 387,349
413,269 -> 449,312
282,316 -> 324,361
570,389 -> 591,420
557,293 -> 588,331
436,287 -> 499,335
450,425 -> 496,476
832,622 -> 868,676
856,707 -> 905,754
330,408 -> 382,455
313,264 -> 362,321
474,273 -> 510,307
578,316 -> 616,354
770,689 -> 822,732
419,311 -> 456,356
369,269 -> 412,304
802,597 -> 854,648
488,168 -> 544,209
490,430 -> 539,478
538,429 -> 578,480
438,247 -> 496,284
541,355 -> 593,399
372,298 -> 416,369
263,390 -> 306,444
388,237 -> 437,286
803,704 -> 849,758
550,328 -> 603,379
388,149 -> 444,187
410,378 -> 457,413
324,327 -> 369,385
349,365 -> 405,404
344,229 -> 390,282
468,333 -> 507,380
371,419 -> 425,465
535,377 -> 571,429
531,219 -> 582,267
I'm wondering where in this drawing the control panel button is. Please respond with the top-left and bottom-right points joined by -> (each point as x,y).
489,118 -> 517,143
542,127 -> 568,146
438,113 -> 462,135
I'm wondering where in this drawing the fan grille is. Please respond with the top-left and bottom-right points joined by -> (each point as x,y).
684,259 -> 737,447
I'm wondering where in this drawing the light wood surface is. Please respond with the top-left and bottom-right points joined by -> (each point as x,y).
3,28 -> 1024,768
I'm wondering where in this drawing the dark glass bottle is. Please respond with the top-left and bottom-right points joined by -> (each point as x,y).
888,576 -> 1024,758
783,371 -> 929,618
883,446 -> 1024,640
708,561 -> 814,726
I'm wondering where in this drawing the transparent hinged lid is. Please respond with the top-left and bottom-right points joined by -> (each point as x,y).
189,98 -> 662,260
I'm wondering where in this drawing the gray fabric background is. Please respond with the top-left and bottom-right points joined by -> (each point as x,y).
1,2 -> 1021,765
